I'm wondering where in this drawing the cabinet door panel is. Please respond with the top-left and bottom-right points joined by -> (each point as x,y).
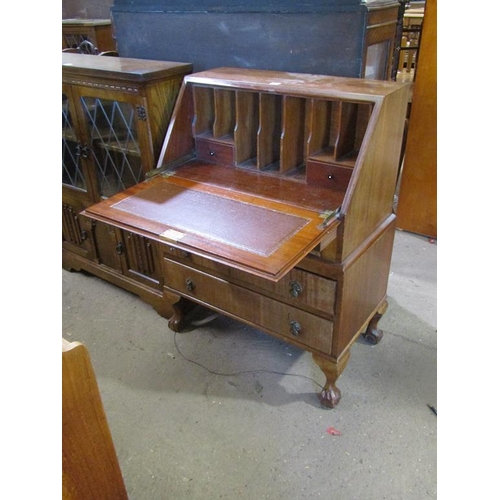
73,87 -> 152,200
90,220 -> 161,289
92,220 -> 122,271
80,96 -> 143,198
121,231 -> 162,288
62,85 -> 97,204
62,203 -> 94,258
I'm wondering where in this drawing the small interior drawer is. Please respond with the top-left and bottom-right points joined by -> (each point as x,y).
196,137 -> 234,166
306,160 -> 353,191
163,258 -> 333,354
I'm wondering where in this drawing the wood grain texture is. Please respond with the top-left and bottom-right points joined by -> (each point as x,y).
83,171 -> 342,281
163,259 -> 334,354
183,67 -> 407,101
62,339 -> 127,499
80,68 -> 409,407
62,53 -> 192,83
395,0 -> 437,238
162,247 -> 337,317
332,217 -> 396,357
341,86 -> 409,259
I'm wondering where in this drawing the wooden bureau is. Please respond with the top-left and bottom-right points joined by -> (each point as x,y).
82,68 -> 409,408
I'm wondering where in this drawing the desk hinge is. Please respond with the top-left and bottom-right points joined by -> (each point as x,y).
318,207 -> 341,228
146,152 -> 196,179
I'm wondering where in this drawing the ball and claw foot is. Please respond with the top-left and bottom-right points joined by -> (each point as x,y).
361,301 -> 387,345
318,385 -> 342,409
362,327 -> 383,345
167,297 -> 197,333
312,351 -> 350,409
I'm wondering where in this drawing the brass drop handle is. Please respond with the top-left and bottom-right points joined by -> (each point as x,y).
289,280 -> 303,298
186,278 -> 195,292
116,242 -> 124,255
289,320 -> 301,337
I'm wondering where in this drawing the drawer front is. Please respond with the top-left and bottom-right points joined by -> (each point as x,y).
306,160 -> 353,192
162,247 -> 336,316
163,258 -> 333,354
196,137 -> 235,166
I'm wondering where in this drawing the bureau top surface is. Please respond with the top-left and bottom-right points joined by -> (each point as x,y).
62,54 -> 193,82
186,67 -> 409,100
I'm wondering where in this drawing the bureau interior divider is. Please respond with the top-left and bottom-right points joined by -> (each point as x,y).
192,85 -> 373,187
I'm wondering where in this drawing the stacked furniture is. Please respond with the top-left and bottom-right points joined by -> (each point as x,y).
111,0 -> 400,79
62,19 -> 116,53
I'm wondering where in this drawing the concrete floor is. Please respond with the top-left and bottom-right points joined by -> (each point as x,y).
62,229 -> 437,500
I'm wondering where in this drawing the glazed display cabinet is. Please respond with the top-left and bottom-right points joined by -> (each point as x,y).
62,19 -> 116,53
62,54 -> 192,312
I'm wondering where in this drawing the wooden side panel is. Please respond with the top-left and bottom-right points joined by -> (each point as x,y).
213,89 -> 236,139
156,83 -> 195,166
257,93 -> 281,169
335,101 -> 358,160
234,91 -> 259,165
63,340 -> 128,499
395,0 -> 437,238
332,218 -> 396,357
144,75 -> 186,163
193,86 -> 214,135
340,87 -> 408,259
280,96 -> 306,173
306,99 -> 332,158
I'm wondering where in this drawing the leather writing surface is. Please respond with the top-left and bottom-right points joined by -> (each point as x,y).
112,181 -> 309,256
83,170 -> 342,280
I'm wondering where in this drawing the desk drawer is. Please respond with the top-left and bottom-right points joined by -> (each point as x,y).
163,259 -> 333,354
196,137 -> 235,166
306,160 -> 352,192
162,248 -> 336,316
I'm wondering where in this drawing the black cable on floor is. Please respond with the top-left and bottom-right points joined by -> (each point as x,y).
173,331 -> 324,389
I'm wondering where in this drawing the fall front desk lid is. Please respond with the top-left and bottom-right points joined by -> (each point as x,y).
83,168 -> 342,281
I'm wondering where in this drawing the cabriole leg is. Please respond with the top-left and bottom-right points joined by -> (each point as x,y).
167,297 -> 196,332
312,350 -> 351,409
362,299 -> 388,345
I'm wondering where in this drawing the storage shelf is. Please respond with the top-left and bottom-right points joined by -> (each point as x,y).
192,84 -> 371,190
93,140 -> 141,157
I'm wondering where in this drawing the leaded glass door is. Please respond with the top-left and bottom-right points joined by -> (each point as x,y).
62,85 -> 96,203
62,85 -> 97,257
76,89 -> 151,199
